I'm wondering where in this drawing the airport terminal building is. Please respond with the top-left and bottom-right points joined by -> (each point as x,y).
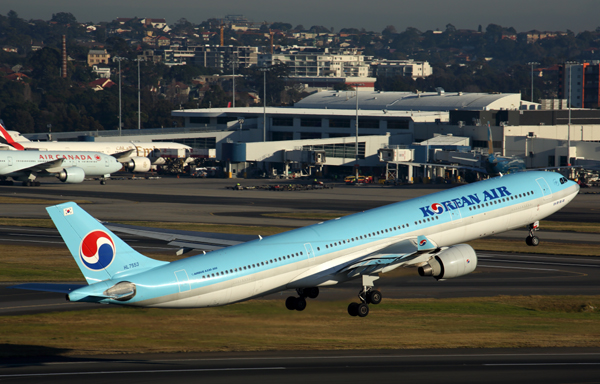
27,90 -> 600,179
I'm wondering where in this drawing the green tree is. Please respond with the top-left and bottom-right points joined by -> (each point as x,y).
51,12 -> 77,25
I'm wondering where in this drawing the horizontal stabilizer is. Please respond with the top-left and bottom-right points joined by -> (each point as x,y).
10,283 -> 87,294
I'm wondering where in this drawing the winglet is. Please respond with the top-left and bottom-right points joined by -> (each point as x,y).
0,123 -> 25,150
417,235 -> 437,251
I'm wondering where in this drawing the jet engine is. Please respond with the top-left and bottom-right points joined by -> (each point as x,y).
57,167 -> 85,183
418,244 -> 477,280
125,156 -> 152,172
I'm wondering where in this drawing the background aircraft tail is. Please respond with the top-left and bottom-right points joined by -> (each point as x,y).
47,202 -> 168,284
0,122 -> 25,150
487,122 -> 494,155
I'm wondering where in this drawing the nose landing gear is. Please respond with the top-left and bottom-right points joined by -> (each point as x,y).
526,221 -> 540,246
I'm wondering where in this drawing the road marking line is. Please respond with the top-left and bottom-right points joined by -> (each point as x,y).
0,367 -> 286,378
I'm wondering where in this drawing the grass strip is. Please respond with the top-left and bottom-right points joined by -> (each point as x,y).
0,197 -> 91,205
263,212 -> 352,220
467,239 -> 600,257
0,296 -> 598,357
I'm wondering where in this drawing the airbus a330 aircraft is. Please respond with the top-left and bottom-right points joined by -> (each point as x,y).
14,171 -> 579,317
0,150 -> 122,185
0,124 -> 191,172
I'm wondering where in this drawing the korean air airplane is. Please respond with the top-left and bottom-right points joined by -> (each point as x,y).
14,171 -> 579,317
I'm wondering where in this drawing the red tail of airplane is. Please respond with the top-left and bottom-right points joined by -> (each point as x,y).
0,123 -> 25,150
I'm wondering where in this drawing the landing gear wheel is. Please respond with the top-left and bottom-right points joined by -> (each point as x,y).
368,290 -> 382,305
348,302 -> 359,317
525,236 -> 532,246
295,296 -> 307,311
357,303 -> 370,317
306,287 -> 319,299
530,236 -> 539,246
285,296 -> 297,310
100,180 -> 106,185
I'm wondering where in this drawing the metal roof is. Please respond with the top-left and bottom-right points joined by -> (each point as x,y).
294,90 -> 523,112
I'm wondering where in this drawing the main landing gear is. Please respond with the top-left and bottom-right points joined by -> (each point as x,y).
285,287 -> 319,311
526,221 -> 540,246
347,275 -> 382,318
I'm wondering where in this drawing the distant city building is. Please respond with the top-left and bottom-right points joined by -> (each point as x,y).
91,65 -> 111,79
87,49 -> 110,67
371,60 -> 433,79
257,47 -> 371,78
559,62 -> 600,109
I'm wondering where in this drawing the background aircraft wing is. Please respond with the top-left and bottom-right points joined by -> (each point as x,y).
111,149 -> 135,160
104,222 -> 259,254
396,161 -> 488,174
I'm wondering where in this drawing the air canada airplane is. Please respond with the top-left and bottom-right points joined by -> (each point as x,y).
14,171 -> 579,317
0,150 -> 123,185
0,123 -> 191,173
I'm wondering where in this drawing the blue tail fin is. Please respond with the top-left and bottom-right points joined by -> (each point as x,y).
47,202 -> 168,284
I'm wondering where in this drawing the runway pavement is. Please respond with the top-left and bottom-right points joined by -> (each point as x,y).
0,177 -> 599,226
1,349 -> 600,384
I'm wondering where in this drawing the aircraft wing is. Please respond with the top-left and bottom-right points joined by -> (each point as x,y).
111,149 -> 136,160
104,222 -> 259,254
336,236 -> 438,277
11,158 -> 65,174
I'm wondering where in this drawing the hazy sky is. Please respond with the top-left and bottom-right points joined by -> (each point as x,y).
1,0 -> 599,33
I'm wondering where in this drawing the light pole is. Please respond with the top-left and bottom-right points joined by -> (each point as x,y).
114,57 -> 127,135
355,87 -> 359,181
565,61 -> 578,166
527,62 -> 539,103
137,58 -> 141,129
259,67 -> 268,142
231,59 -> 238,108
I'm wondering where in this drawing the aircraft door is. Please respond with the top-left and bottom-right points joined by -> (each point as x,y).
174,269 -> 191,293
449,205 -> 463,224
535,178 -> 551,201
304,243 -> 315,258
7,156 -> 12,167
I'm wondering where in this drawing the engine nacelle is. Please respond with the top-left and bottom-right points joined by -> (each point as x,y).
57,167 -> 85,183
418,244 -> 477,280
125,156 -> 152,172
